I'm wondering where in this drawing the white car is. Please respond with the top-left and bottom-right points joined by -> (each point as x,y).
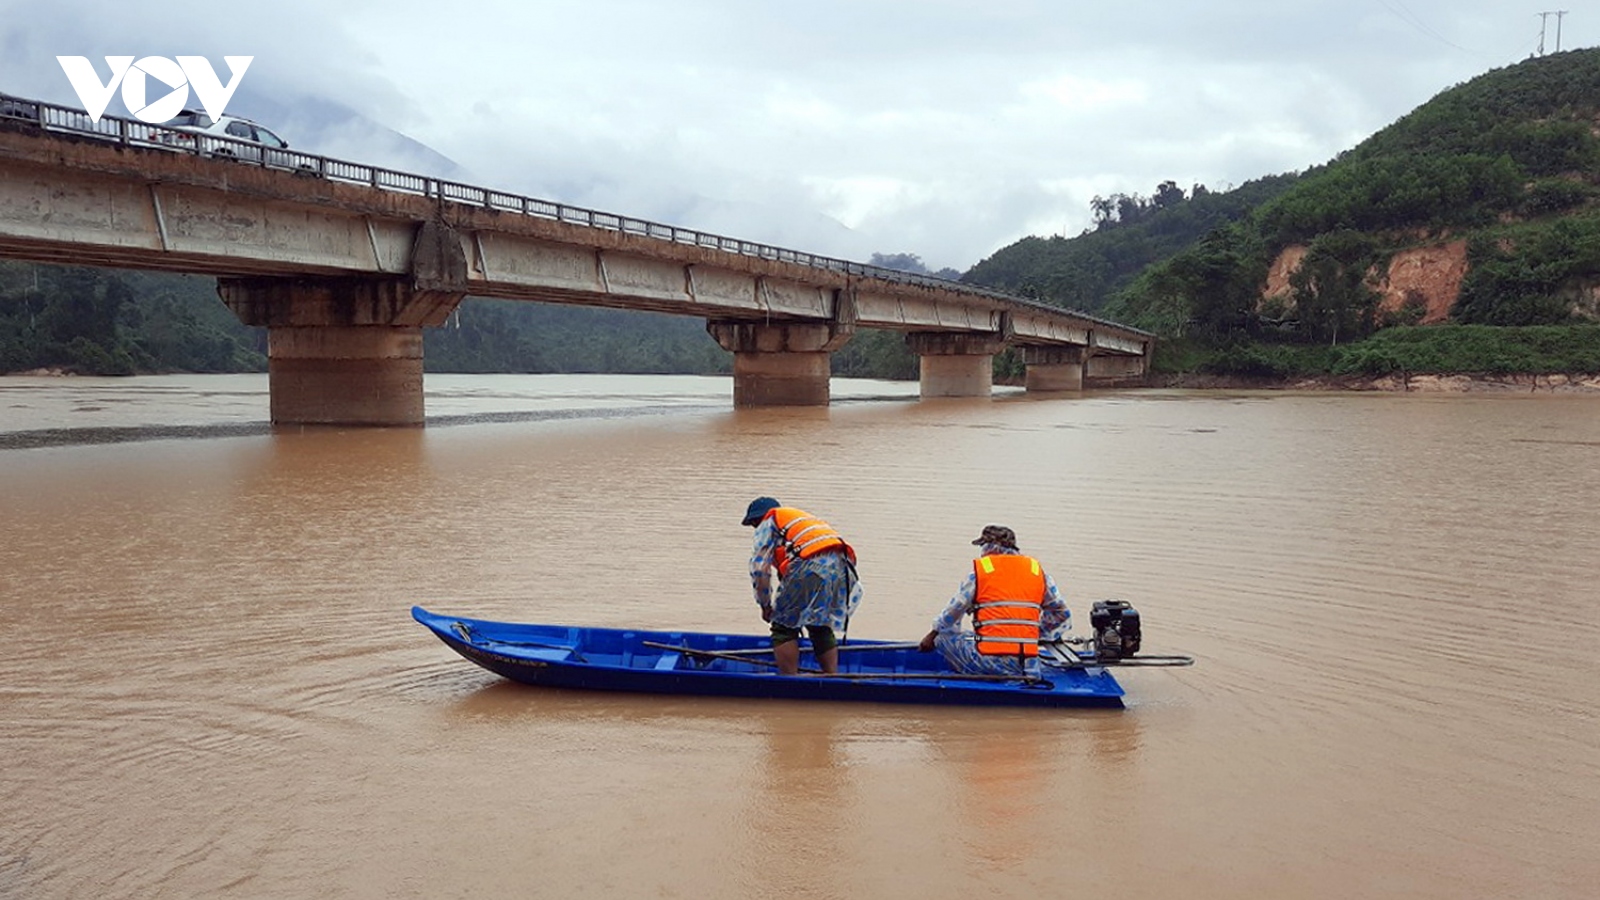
157,110 -> 303,166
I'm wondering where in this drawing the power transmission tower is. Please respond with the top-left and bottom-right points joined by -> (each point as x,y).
1537,10 -> 1569,55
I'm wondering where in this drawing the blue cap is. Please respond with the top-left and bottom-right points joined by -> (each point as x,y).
742,496 -> 780,526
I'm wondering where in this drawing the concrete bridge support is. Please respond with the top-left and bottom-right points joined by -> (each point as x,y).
216,220 -> 469,427
219,277 -> 464,426
1085,353 -> 1149,386
1022,345 -> 1086,392
906,333 -> 1006,398
707,321 -> 853,407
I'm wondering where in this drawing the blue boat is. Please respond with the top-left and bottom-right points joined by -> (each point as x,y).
412,605 -> 1130,709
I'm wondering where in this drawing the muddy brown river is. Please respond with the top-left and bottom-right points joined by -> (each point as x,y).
2,374 -> 1596,899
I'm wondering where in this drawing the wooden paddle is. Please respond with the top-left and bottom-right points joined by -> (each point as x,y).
642,641 -> 1053,683
814,672 -> 1052,684
667,641 -> 925,659
640,641 -> 823,673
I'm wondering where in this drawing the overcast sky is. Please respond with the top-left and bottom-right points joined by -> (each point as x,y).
1,1 -> 1587,271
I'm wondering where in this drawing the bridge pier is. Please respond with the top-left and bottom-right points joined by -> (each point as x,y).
906,333 -> 1006,398
219,276 -> 465,426
1086,352 -> 1149,386
707,321 -> 852,406
1021,345 -> 1086,392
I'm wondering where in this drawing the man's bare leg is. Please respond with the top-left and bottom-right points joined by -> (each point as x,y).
774,640 -> 800,675
817,648 -> 839,674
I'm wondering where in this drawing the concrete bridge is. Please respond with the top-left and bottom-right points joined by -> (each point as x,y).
0,94 -> 1153,425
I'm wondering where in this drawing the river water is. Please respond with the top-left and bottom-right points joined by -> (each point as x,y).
1,374 -> 1596,899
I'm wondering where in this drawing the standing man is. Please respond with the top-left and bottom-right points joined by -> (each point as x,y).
917,525 -> 1071,676
743,497 -> 862,675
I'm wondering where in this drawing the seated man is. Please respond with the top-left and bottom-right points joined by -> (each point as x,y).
917,525 -> 1070,675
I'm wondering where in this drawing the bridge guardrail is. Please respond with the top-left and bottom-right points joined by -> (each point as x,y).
0,91 -> 1151,338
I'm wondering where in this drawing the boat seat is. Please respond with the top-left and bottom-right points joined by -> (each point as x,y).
654,652 -> 682,671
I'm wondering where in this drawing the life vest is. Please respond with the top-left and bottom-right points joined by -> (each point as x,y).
764,507 -> 853,578
973,554 -> 1046,657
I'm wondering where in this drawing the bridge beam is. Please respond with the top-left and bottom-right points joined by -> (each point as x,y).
707,321 -> 852,407
1021,345 -> 1086,392
906,332 -> 1006,398
218,276 -> 465,426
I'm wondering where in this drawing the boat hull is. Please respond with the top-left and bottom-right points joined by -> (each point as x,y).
413,606 -> 1124,709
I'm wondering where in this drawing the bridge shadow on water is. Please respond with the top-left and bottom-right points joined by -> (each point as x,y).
0,392 -> 948,451
0,403 -> 742,450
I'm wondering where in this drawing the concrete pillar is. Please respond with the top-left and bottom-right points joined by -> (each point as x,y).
218,220 -> 470,426
707,321 -> 852,407
219,276 -> 465,426
265,326 -> 424,425
1085,353 -> 1149,386
1021,345 -> 1086,392
905,332 -> 1006,398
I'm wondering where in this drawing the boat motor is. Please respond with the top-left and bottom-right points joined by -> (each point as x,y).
1090,600 -> 1141,660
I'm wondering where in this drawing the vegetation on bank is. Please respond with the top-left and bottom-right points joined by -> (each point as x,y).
0,260 -> 740,378
0,262 -> 263,375
1156,324 -> 1600,379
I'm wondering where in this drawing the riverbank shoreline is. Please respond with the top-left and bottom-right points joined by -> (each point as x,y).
1148,372 -> 1600,393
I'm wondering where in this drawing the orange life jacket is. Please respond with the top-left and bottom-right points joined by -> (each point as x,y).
973,554 -> 1046,657
764,507 -> 853,578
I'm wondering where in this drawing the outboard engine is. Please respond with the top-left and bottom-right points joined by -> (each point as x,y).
1090,600 -> 1141,660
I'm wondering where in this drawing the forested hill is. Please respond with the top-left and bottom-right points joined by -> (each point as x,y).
967,48 -> 1600,357
962,172 -> 1301,311
0,254 -> 930,378
0,260 -> 733,377
1126,49 -> 1600,345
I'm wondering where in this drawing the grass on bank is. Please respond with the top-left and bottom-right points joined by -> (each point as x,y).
1155,324 -> 1600,379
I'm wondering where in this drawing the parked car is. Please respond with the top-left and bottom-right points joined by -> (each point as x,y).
0,92 -> 41,121
156,110 -> 311,168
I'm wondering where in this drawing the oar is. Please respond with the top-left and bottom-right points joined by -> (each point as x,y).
1088,655 -> 1195,667
641,641 -> 822,674
840,641 -> 926,653
641,642 -> 1033,680
672,641 -> 925,658
814,672 -> 1051,684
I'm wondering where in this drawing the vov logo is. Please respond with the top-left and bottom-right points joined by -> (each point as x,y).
57,56 -> 252,125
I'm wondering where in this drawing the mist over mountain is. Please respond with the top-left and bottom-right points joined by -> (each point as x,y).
223,88 -> 468,181
231,87 -> 872,259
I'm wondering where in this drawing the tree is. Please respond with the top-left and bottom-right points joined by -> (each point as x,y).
1288,231 -> 1382,345
1153,180 -> 1186,210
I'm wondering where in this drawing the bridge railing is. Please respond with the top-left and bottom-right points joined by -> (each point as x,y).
0,92 -> 1151,337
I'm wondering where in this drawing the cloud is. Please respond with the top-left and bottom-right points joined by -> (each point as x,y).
1,0 -> 1579,271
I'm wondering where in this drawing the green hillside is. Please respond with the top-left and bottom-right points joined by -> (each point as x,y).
966,48 -> 1600,377
963,173 -> 1301,310
0,262 -> 265,375
0,260 -> 736,377
1110,49 -> 1600,363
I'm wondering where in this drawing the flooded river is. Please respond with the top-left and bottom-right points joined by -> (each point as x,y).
2,374 -> 1596,899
